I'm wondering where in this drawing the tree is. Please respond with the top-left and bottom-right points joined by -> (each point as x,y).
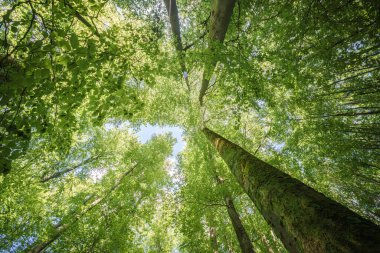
1,0 -> 379,252
198,0 -> 236,105
203,127 -> 380,253
176,133 -> 284,252
199,0 -> 379,222
224,195 -> 255,253
28,165 -> 137,253
0,0 -> 153,174
0,125 -> 174,252
215,175 -> 255,253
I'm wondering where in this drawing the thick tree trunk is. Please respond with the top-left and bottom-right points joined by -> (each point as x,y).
225,196 -> 255,253
203,127 -> 380,253
199,0 -> 235,105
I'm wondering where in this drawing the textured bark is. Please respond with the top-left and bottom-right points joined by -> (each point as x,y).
208,0 -> 236,42
27,165 -> 137,253
203,127 -> 380,253
225,196 -> 255,253
199,0 -> 236,105
162,0 -> 190,90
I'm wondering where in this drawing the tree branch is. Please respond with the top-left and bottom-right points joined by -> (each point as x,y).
63,0 -> 101,38
0,2 -> 35,65
183,30 -> 207,51
41,155 -> 100,182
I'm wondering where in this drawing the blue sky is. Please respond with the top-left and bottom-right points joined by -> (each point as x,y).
135,124 -> 186,158
104,122 -> 186,159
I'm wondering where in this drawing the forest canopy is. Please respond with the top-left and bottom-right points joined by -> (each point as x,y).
0,0 -> 379,252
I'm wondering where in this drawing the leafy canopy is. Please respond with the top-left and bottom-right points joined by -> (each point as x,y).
0,0 -> 379,252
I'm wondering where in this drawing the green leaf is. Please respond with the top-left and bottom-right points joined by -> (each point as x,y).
3,11 -> 11,22
70,34 -> 79,48
77,59 -> 88,70
34,40 -> 43,49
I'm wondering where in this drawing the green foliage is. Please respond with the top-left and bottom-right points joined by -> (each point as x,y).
0,0 -> 378,252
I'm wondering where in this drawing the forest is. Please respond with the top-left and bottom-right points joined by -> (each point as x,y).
0,0 -> 379,252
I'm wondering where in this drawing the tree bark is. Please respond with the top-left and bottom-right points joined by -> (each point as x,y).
214,175 -> 255,253
199,0 -> 236,105
162,0 -> 190,90
225,196 -> 255,253
203,127 -> 380,253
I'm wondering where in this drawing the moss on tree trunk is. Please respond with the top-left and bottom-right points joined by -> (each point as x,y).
203,127 -> 380,253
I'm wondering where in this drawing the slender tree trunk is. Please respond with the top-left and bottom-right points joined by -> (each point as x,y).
203,127 -> 380,253
214,176 -> 255,253
224,196 -> 255,253
199,0 -> 236,105
162,0 -> 190,90
28,200 -> 99,253
27,164 -> 137,253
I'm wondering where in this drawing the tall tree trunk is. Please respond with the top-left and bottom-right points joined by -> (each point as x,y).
27,164 -> 137,253
224,196 -> 255,253
199,0 -> 236,105
203,127 -> 380,253
214,175 -> 255,253
162,0 -> 190,90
